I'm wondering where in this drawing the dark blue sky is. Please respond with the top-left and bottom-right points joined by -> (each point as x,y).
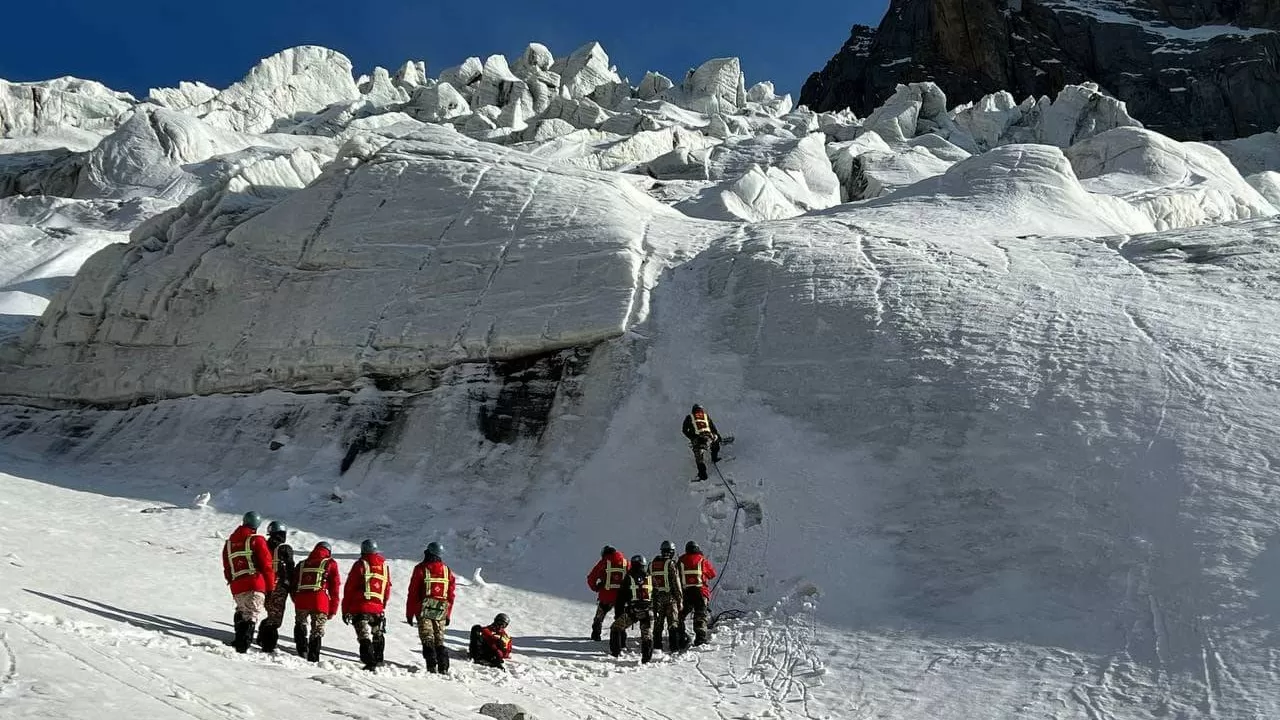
0,0 -> 887,100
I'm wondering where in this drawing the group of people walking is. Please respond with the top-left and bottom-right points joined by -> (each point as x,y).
220,512 -> 511,673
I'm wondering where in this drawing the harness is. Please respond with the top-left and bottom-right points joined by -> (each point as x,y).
650,557 -> 674,592
681,557 -> 705,589
691,409 -> 712,435
420,564 -> 452,621
297,557 -> 331,592
224,536 -> 257,580
603,559 -> 627,591
360,559 -> 389,602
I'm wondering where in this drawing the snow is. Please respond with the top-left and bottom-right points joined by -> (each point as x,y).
1208,128 -> 1280,176
1043,0 -> 1278,43
1066,126 -> 1278,230
1,38 -> 1279,720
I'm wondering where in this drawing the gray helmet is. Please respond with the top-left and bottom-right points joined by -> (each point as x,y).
659,540 -> 675,557
425,541 -> 444,559
692,404 -> 703,413
493,613 -> 510,627
314,541 -> 331,553
685,541 -> 701,555
601,545 -> 616,558
242,511 -> 262,529
267,520 -> 287,535
360,539 -> 378,555
630,554 -> 647,568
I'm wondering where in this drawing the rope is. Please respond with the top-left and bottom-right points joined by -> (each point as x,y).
709,455 -> 742,598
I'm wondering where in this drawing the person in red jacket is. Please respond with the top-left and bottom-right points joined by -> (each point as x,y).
292,541 -> 341,662
221,511 -> 276,653
405,541 -> 456,674
342,539 -> 392,671
586,545 -> 629,641
676,540 -> 717,648
469,613 -> 513,668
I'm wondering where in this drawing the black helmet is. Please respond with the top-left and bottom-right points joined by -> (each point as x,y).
659,540 -> 675,557
267,520 -> 287,535
360,539 -> 378,555
692,404 -> 703,413
425,541 -> 444,559
685,541 -> 701,555
242,511 -> 262,529
493,613 -> 510,628
630,555 -> 647,574
601,545 -> 616,558
314,541 -> 331,553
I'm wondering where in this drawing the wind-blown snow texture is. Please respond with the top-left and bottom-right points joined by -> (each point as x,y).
1,41 -> 1279,720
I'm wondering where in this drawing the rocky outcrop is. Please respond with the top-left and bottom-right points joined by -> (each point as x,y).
800,0 -> 1280,141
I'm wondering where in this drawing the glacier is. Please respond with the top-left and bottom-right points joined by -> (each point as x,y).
0,39 -> 1279,720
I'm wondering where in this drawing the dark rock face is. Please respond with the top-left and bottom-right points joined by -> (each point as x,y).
801,0 -> 1280,141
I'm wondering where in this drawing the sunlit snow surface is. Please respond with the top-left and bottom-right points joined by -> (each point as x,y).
1,38 -> 1279,720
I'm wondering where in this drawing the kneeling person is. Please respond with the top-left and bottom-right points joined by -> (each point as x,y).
610,555 -> 655,663
469,613 -> 513,668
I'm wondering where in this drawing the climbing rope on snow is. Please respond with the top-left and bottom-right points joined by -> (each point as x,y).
709,457 -> 743,598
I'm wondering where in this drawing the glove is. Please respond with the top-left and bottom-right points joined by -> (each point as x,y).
342,613 -> 352,625
407,616 -> 415,626
445,617 -> 451,626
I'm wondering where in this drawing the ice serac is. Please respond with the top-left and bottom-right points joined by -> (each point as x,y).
0,126 -> 694,403
1066,127 -> 1277,230
146,81 -> 218,112
192,46 -> 361,134
800,0 -> 1280,141
677,134 -> 841,221
0,77 -> 134,136
664,58 -> 747,115
553,43 -> 621,100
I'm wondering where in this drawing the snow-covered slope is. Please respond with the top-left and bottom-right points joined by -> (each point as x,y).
2,41 -> 1280,720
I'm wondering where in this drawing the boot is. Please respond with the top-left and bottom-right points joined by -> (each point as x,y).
306,637 -> 322,663
373,637 -> 385,666
422,643 -> 437,673
609,627 -> 623,657
673,624 -> 690,652
244,620 -> 256,649
469,624 -> 483,658
641,638 -> 653,664
435,645 -> 450,675
654,630 -> 664,651
232,619 -> 250,653
590,621 -> 602,642
294,626 -> 309,658
694,630 -> 708,647
257,622 -> 278,652
358,639 -> 376,671
695,461 -> 708,481
621,630 -> 628,652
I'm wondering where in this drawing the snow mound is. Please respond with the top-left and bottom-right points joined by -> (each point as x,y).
0,126 -> 706,403
1247,171 -> 1280,208
845,143 -> 1154,237
1066,127 -> 1277,230
1208,128 -> 1280,176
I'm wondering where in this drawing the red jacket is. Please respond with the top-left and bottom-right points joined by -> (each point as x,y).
406,558 -> 456,623
677,552 -> 717,599
482,624 -> 513,659
292,545 -> 341,616
587,550 -> 630,604
222,525 -> 276,595
342,553 -> 392,615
